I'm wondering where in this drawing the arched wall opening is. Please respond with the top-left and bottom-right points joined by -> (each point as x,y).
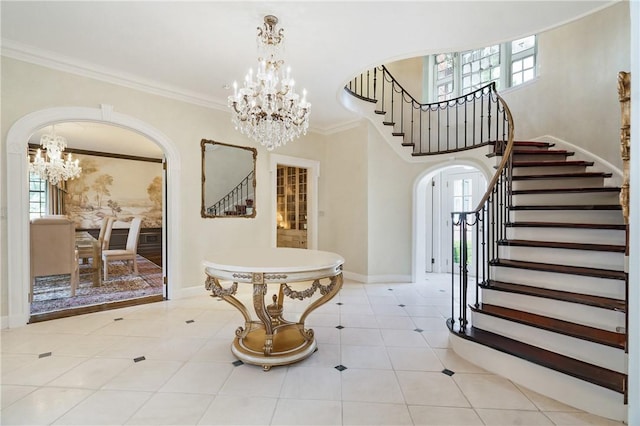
5,105 -> 182,328
412,160 -> 490,284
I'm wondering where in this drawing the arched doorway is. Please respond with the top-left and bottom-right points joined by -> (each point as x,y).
5,105 -> 182,327
412,161 -> 490,284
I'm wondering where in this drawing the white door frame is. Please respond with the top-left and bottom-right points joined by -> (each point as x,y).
269,154 -> 319,250
5,105 -> 181,328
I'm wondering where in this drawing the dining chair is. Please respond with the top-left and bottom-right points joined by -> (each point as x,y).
102,217 -> 142,280
30,215 -> 79,299
100,216 -> 115,250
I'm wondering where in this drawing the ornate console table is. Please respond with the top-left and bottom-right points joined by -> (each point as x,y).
203,248 -> 344,370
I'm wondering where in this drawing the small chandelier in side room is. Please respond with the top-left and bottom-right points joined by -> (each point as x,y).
228,15 -> 310,151
29,125 -> 82,186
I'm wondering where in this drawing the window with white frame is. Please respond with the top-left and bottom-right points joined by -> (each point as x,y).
431,35 -> 536,102
29,172 -> 47,220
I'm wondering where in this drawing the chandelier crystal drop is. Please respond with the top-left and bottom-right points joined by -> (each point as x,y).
29,125 -> 82,186
228,15 -> 310,151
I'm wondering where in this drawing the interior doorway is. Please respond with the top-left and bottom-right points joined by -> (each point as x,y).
5,105 -> 182,328
27,122 -> 167,322
276,165 -> 308,249
413,163 -> 488,283
269,154 -> 319,250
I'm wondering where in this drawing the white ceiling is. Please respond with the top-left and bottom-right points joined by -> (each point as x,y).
2,1 -> 614,156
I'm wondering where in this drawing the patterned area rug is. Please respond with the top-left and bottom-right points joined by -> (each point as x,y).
31,255 -> 163,314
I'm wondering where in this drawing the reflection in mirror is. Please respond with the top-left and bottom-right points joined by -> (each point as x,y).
201,139 -> 257,218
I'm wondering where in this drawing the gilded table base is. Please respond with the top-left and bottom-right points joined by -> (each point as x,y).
206,273 -> 343,371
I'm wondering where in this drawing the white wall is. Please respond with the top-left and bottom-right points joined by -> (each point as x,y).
0,57 -> 329,319
501,1 -> 629,169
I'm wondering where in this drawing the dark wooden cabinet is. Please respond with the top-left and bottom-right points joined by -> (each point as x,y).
85,227 -> 163,266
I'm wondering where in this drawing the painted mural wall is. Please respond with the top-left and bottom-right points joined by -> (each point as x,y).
64,154 -> 163,229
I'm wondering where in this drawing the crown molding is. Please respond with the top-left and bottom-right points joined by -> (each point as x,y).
1,39 -> 230,112
1,39 -> 356,136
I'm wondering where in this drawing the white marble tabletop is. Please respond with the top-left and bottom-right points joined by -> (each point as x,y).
203,247 -> 344,274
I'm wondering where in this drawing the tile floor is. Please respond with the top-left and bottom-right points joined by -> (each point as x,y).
1,273 -> 624,425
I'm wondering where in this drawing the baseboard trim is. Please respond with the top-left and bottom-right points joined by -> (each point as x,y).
342,271 -> 411,284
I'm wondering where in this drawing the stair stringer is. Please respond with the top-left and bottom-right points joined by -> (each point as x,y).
449,332 -> 627,422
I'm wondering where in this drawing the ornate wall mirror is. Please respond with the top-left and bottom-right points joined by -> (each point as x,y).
201,139 -> 257,218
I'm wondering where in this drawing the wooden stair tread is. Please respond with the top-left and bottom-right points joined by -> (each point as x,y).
488,149 -> 574,158
510,204 -> 622,211
450,325 -> 626,393
374,110 -> 386,115
472,303 -> 625,349
393,132 -> 405,137
512,172 -> 612,180
506,221 -> 626,230
491,259 -> 626,280
481,280 -> 625,311
401,142 -> 414,147
511,187 -> 620,195
498,239 -> 625,252
382,121 -> 394,126
490,141 -> 555,148
511,160 -> 594,167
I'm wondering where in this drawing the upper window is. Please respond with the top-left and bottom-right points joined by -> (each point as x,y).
432,35 -> 536,102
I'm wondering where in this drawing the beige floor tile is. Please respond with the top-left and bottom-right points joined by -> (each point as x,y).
339,327 -> 385,346
370,303 -> 408,316
126,392 -> 214,425
343,401 -> 413,425
220,364 -> 288,397
380,328 -> 429,347
296,342 -> 341,368
516,385 -> 583,412
432,348 -> 487,373
1,355 -> 85,386
0,387 -> 93,425
421,330 -> 451,348
47,357 -> 132,389
340,313 -> 379,329
159,361 -> 234,395
102,359 -> 183,391
50,334 -> 123,357
387,346 -> 444,371
271,398 -> 342,425
476,408 -> 555,425
52,389 -> 152,425
198,394 -> 277,425
94,335 -> 163,359
408,405 -> 484,425
280,366 -> 341,400
190,337 -> 237,363
341,344 -> 391,369
375,315 -> 416,330
396,370 -> 470,407
0,384 -> 37,409
453,373 -> 538,410
341,368 -> 405,404
143,336 -> 208,361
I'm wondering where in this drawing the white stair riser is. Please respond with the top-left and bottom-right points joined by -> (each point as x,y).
480,289 -> 625,333
506,227 -> 626,245
512,191 -> 619,206
513,165 -> 587,176
490,266 -> 625,300
512,177 -> 606,190
449,334 -> 627,422
498,245 -> 624,271
471,311 -> 626,373
510,209 -> 624,224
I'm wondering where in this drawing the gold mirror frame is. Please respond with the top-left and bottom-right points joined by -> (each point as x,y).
201,139 -> 257,218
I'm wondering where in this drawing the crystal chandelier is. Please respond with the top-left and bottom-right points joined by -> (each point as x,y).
29,125 -> 82,186
228,15 -> 310,151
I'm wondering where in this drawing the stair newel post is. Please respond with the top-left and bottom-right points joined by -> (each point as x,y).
410,100 -> 415,154
451,211 -> 457,330
482,203 -> 488,284
474,211 -> 480,306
